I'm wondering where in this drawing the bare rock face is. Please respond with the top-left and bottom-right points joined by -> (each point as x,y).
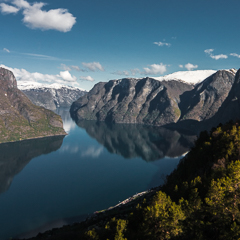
179,69 -> 236,121
71,69 -> 240,131
70,77 -> 193,125
0,67 -> 66,143
208,69 -> 240,125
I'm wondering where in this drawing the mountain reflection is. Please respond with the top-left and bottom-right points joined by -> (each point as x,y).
54,108 -> 76,133
76,121 -> 196,161
0,136 -> 65,194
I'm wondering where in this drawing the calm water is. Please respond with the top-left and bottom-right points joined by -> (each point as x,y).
0,109 -> 196,240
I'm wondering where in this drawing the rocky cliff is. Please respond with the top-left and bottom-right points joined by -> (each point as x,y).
179,69 -> 236,122
70,77 -> 193,125
70,69 -> 239,131
0,67 -> 66,143
18,83 -> 87,111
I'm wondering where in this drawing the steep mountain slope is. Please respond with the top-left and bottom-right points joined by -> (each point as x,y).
179,69 -> 236,121
0,67 -> 66,143
207,69 -> 240,126
70,77 -> 193,125
71,69 -> 239,131
18,82 -> 87,110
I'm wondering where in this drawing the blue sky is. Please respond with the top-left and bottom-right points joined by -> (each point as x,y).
0,0 -> 240,90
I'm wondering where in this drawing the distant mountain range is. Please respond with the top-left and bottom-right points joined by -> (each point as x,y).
0,67 -> 66,143
18,81 -> 87,111
70,68 -> 239,132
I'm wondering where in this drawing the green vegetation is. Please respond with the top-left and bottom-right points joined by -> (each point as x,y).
79,121 -> 240,240
28,121 -> 240,240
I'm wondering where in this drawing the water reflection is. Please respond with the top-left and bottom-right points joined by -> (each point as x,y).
0,135 -> 64,194
54,108 -> 76,133
76,120 -> 196,161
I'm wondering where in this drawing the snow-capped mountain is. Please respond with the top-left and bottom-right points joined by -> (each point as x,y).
18,81 -> 87,111
153,70 -> 217,84
17,81 -> 86,91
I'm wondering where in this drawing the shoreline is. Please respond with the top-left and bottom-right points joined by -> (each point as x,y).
15,188 -> 157,240
0,133 -> 67,145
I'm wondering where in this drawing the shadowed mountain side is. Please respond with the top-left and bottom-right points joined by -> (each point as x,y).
169,69 -> 240,133
71,69 -> 240,133
206,69 -> 240,126
76,121 -> 196,161
0,135 -> 65,194
179,69 -> 236,122
70,78 -> 193,125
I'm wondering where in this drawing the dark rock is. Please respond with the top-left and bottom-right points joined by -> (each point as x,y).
179,69 -> 235,121
70,77 -> 193,125
71,69 -> 239,132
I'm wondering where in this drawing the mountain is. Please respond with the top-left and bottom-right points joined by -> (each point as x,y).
207,69 -> 240,126
179,69 -> 237,122
70,77 -> 194,125
18,81 -> 87,111
70,69 -> 238,131
0,67 -> 66,143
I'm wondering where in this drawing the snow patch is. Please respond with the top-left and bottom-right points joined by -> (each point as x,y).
17,81 -> 86,92
153,70 -> 217,85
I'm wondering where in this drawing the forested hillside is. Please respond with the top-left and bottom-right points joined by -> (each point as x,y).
26,120 -> 240,240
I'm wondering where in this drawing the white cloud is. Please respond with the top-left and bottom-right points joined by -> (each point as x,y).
23,5 -> 76,32
58,71 -> 77,82
3,48 -> 10,53
112,68 -> 140,76
0,3 -> 19,13
153,41 -> 171,47
82,62 -> 104,71
71,65 -> 81,71
179,64 -> 183,68
23,52 -> 67,61
13,0 -> 30,9
60,63 -> 71,71
142,63 -> 167,75
0,64 -> 79,85
59,64 -> 85,72
184,63 -> 198,71
210,54 -> 228,60
230,53 -> 240,58
204,49 -> 214,54
80,76 -> 94,82
204,49 -> 228,60
113,70 -> 131,76
0,0 -> 76,32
